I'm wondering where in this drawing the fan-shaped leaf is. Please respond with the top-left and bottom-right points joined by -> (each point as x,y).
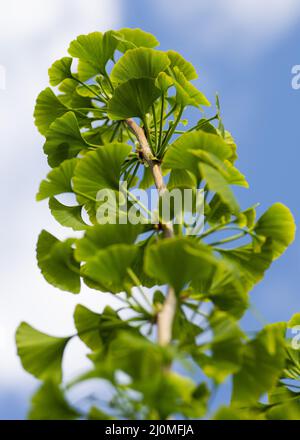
199,162 -> 239,214
75,223 -> 144,261
254,203 -> 296,260
232,323 -> 286,404
28,382 -> 79,420
68,31 -> 118,80
34,88 -> 69,136
167,50 -> 197,80
49,197 -> 88,231
48,57 -> 73,86
43,112 -> 90,167
108,78 -> 161,120
37,230 -> 80,293
36,158 -> 77,201
81,244 -> 139,293
110,48 -> 170,85
144,237 -> 216,293
73,143 -> 131,200
163,131 -> 232,176
116,28 -> 159,52
16,322 -> 70,383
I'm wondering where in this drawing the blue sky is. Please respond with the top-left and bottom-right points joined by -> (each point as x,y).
0,0 -> 299,419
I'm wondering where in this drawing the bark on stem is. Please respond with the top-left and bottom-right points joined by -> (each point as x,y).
126,118 -> 176,346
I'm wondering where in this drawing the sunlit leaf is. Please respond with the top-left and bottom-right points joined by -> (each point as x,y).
108,78 -> 160,120
110,48 -> 170,85
37,230 -> 80,293
254,203 -> 296,260
49,197 -> 88,231
28,382 -> 79,420
48,57 -> 73,86
34,88 -> 69,136
43,111 -> 90,167
68,31 -> 118,80
16,322 -> 70,383
36,158 -> 77,201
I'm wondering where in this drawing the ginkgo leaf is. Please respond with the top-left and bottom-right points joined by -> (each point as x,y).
37,230 -> 80,293
34,88 -> 69,136
254,203 -> 296,260
173,67 -> 210,108
43,111 -> 90,167
232,323 -> 286,405
116,28 -> 159,52
58,78 -> 92,109
28,382 -> 79,420
199,162 -> 239,214
110,48 -> 170,85
195,311 -> 245,383
144,237 -> 216,293
167,50 -> 198,80
49,197 -> 88,231
168,169 -> 197,190
218,240 -> 274,292
163,131 -> 232,176
75,223 -> 144,261
73,143 -> 131,200
68,31 -> 118,80
16,322 -> 70,383
190,149 -> 248,188
74,304 -> 132,351
48,57 -> 73,86
81,243 -> 139,293
36,158 -> 77,201
155,71 -> 174,92
108,78 -> 161,120
191,258 -> 248,318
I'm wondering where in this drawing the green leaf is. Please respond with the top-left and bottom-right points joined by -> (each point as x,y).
48,57 -> 73,86
28,382 -> 79,420
34,88 -> 69,136
49,197 -> 88,231
288,313 -> 300,328
68,31 -> 118,80
110,48 -> 170,85
81,244 -> 139,293
144,237 -> 216,293
16,322 -> 70,383
43,111 -> 90,167
194,311 -> 245,383
167,50 -> 198,80
116,28 -> 159,52
173,67 -> 210,108
37,230 -> 80,293
36,158 -> 77,201
267,385 -> 300,420
75,223 -> 144,261
254,203 -> 296,260
199,162 -> 239,214
74,305 -> 132,351
108,78 -> 161,120
232,323 -> 286,405
168,169 -> 197,190
163,131 -> 232,177
73,143 -> 131,200
218,240 -> 274,292
155,71 -> 174,92
191,149 -> 248,188
193,260 -> 249,318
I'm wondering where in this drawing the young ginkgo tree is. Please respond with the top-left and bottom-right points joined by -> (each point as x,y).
16,28 -> 298,420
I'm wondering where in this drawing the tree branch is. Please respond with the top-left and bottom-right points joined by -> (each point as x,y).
126,118 -> 176,346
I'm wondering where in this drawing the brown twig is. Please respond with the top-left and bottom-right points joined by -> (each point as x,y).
126,118 -> 176,346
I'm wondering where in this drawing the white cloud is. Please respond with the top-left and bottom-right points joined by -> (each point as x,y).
156,0 -> 300,54
0,0 -> 122,393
